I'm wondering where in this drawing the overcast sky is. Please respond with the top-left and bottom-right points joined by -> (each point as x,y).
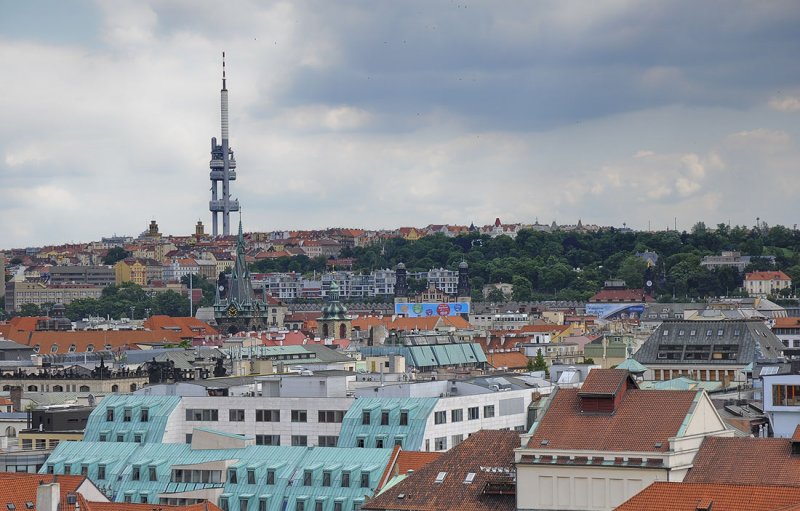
2,1 -> 800,248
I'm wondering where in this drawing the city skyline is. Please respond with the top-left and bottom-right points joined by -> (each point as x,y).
2,1 -> 800,247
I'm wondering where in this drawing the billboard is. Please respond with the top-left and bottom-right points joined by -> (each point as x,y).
395,302 -> 470,317
585,303 -> 645,320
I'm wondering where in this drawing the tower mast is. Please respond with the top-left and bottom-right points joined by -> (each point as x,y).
209,51 -> 239,236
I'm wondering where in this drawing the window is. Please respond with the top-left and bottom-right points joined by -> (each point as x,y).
99,433 -> 107,442
341,472 -> 350,488
375,438 -> 384,448
291,435 -> 308,446
394,437 -> 404,447
148,466 -> 157,481
318,436 -> 338,447
134,434 -> 143,443
435,471 -> 447,483
256,409 -> 280,422
141,409 -> 149,422
718,329 -> 724,336
132,466 -> 140,481
451,409 -> 463,422
381,410 -> 389,425
141,496 -> 149,504
239,498 -> 248,511
219,498 -> 228,511
451,434 -> 463,447
318,410 -> 344,423
291,410 -> 307,423
228,469 -> 237,484
266,470 -> 275,485
689,329 -> 697,336
434,411 -> 446,424
106,408 -> 114,421
296,500 -> 305,511
123,496 -> 131,504
98,465 -> 106,480
123,409 -> 132,422
186,409 -> 218,421
356,437 -> 365,448
304,470 -> 312,486
360,472 -> 370,488
333,503 -> 342,511
63,466 -> 71,475
81,465 -> 88,476
314,502 -> 323,511
773,385 -> 800,406
185,434 -> 193,444
229,409 -> 245,422
46,465 -> 54,474
247,469 -> 256,484
468,406 -> 479,420
322,471 -> 331,487
116,434 -> 124,442
362,410 -> 371,425
483,405 -> 495,418
399,411 -> 408,426
256,435 -> 280,446
434,437 -> 447,451
259,499 -> 268,511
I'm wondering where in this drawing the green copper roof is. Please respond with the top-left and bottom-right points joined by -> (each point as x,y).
337,397 -> 439,451
84,395 -> 181,443
43,440 -> 393,511
615,358 -> 648,373
359,343 -> 487,370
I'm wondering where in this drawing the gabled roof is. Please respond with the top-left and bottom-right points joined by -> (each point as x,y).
363,430 -> 518,511
143,316 -> 218,338
578,369 -> 634,396
78,495 -> 224,511
0,473 -> 94,511
487,351 -> 529,370
615,482 -> 800,511
525,387 -> 699,452
685,436 -> 800,487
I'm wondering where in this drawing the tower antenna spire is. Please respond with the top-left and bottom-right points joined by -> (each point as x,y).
222,51 -> 227,90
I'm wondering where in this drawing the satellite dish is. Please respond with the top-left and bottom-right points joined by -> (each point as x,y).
646,280 -> 653,287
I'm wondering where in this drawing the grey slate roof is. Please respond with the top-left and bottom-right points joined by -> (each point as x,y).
634,319 -> 785,366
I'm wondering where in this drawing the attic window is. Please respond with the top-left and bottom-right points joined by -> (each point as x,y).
25,503 -> 33,509
662,330 -> 669,336
689,330 -> 696,336
540,439 -> 549,446
654,442 -> 663,449
435,472 -> 447,484
87,344 -> 95,353
50,344 -> 59,353
717,329 -> 724,336
463,473 -> 476,484
8,504 -> 16,510
68,344 -> 77,353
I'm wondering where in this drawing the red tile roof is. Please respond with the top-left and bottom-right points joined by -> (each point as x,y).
526,387 -> 698,452
685,437 -> 800,487
589,288 -> 655,303
364,430 -> 518,511
0,473 -> 90,511
143,316 -> 218,338
578,369 -> 634,396
614,482 -> 800,511
487,351 -> 530,370
745,271 -> 791,281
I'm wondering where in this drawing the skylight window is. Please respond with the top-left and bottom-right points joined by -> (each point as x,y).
463,473 -> 476,484
435,472 -> 447,484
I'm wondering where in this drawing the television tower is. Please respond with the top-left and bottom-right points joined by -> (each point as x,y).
209,51 -> 239,236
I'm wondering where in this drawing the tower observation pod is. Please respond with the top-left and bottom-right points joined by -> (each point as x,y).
209,51 -> 240,237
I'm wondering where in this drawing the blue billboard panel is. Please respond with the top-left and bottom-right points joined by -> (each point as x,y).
395,302 -> 470,317
585,303 -> 645,320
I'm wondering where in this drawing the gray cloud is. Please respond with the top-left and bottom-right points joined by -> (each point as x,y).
2,0 -> 800,247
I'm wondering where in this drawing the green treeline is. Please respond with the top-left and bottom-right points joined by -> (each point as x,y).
255,223 -> 800,303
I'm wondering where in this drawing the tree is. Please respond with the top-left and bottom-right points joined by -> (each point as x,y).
617,255 -> 648,288
533,349 -> 548,373
583,357 -> 595,364
511,276 -> 533,302
17,303 -> 41,317
486,287 -> 507,303
103,247 -> 130,265
526,358 -> 535,372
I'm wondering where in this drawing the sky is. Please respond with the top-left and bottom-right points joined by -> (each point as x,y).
2,0 -> 800,248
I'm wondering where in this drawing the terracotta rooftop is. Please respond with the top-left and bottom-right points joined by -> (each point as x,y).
615,482 -> 800,511
0,473 -> 89,511
364,430 -> 518,511
685,436 -> 800,487
578,369 -> 634,396
487,351 -> 530,370
143,316 -> 218,338
589,288 -> 655,303
526,387 -> 698,452
745,271 -> 791,281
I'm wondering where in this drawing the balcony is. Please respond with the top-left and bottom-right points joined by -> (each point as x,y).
209,199 -> 240,212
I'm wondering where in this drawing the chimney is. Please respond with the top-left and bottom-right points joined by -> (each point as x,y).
37,483 -> 60,511
10,386 -> 22,412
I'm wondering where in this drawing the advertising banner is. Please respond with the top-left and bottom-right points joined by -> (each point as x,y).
394,302 -> 470,317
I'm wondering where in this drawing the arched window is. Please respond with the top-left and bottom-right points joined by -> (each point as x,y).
53,385 -> 64,392
339,323 -> 347,339
322,323 -> 329,338
50,344 -> 59,353
33,345 -> 40,353
111,384 -> 119,393
130,383 -> 138,392
79,385 -> 90,392
86,344 -> 94,353
1,385 -> 10,391
104,344 -> 112,351
68,344 -> 77,353
5,426 -> 16,438
27,385 -> 38,392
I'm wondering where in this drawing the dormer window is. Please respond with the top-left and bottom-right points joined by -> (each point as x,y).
50,344 -> 59,353
68,344 -> 77,353
87,344 -> 94,352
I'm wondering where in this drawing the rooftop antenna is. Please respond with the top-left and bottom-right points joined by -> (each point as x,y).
222,51 -> 227,90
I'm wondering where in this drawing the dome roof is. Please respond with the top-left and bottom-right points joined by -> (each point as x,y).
396,262 -> 406,270
459,260 -> 469,269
